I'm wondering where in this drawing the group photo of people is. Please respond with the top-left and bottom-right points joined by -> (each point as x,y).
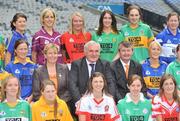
0,1 -> 179,121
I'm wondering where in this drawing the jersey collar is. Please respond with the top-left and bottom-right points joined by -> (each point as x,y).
125,93 -> 145,103
13,57 -> 34,64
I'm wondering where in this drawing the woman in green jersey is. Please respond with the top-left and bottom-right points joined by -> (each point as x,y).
0,75 -> 32,121
117,74 -> 152,121
92,10 -> 124,62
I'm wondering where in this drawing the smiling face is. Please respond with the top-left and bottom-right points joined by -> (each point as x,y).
162,78 -> 175,95
42,85 -> 56,102
72,15 -> 83,33
43,11 -> 55,28
128,8 -> 140,25
5,77 -> 19,98
149,43 -> 161,60
119,45 -> 133,63
167,15 -> 179,31
128,79 -> 142,97
45,47 -> 58,64
103,13 -> 112,29
92,76 -> 104,93
85,44 -> 100,63
13,17 -> 27,33
15,42 -> 28,60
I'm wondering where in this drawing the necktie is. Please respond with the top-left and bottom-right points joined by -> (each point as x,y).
125,64 -> 129,79
89,64 -> 95,75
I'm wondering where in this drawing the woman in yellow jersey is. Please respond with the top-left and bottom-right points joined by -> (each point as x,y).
120,5 -> 154,63
32,80 -> 73,121
0,75 -> 32,121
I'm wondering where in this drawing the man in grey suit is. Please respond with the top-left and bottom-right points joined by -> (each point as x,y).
110,41 -> 147,102
68,41 -> 115,104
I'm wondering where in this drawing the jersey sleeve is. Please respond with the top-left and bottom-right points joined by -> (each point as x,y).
31,33 -> 39,52
152,96 -> 162,118
147,26 -> 154,43
7,36 -> 15,54
76,97 -> 89,115
4,63 -> 12,73
109,98 -> 120,121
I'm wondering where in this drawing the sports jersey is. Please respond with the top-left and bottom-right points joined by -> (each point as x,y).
92,32 -> 124,62
32,96 -> 73,121
152,95 -> 180,121
76,93 -> 120,121
117,93 -> 152,121
0,100 -> 32,121
0,35 -> 5,69
5,57 -> 37,99
32,27 -> 62,65
7,30 -> 32,61
61,32 -> 91,63
120,22 -> 154,63
142,58 -> 167,97
156,27 -> 180,64
166,60 -> 180,90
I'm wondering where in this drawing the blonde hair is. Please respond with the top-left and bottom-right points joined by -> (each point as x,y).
149,41 -> 162,51
1,75 -> 21,102
69,12 -> 86,34
43,43 -> 59,54
40,7 -> 56,26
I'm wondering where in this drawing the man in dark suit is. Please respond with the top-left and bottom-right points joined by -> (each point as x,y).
68,41 -> 115,104
110,41 -> 147,102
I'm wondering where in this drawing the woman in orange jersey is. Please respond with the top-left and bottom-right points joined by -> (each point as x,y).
61,12 -> 91,64
32,80 -> 73,121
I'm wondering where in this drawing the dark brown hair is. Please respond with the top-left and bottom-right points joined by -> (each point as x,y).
10,13 -> 27,31
159,74 -> 180,105
14,39 -> 29,56
97,10 -> 119,36
127,5 -> 143,20
118,41 -> 133,51
176,44 -> 180,52
167,12 -> 179,22
41,80 -> 58,118
128,74 -> 143,86
86,72 -> 109,95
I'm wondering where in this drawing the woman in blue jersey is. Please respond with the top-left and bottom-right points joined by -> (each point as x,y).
5,13 -> 31,65
142,41 -> 167,99
156,12 -> 180,64
0,75 -> 32,121
5,39 -> 37,102
117,74 -> 152,121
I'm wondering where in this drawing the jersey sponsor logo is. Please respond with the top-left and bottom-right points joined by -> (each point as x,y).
100,43 -> 113,49
104,105 -> 109,112
128,37 -> 144,47
149,77 -> 161,87
130,116 -> 144,121
15,69 -> 20,74
164,117 -> 178,121
45,119 -> 60,121
90,114 -> 105,121
5,118 -> 22,121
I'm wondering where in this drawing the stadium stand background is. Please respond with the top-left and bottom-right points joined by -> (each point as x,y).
0,0 -> 179,39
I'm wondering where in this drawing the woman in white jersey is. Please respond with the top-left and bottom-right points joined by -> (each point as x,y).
76,72 -> 120,121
